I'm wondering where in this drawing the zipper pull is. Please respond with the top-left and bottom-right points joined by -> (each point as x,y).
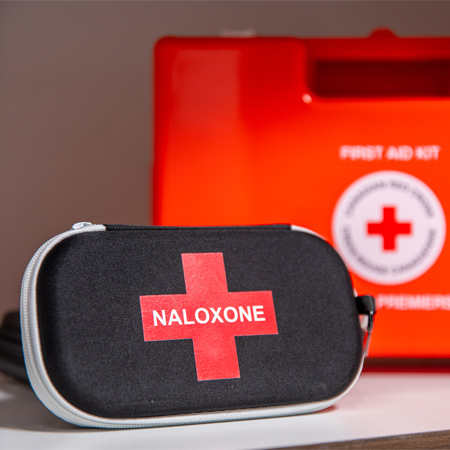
355,295 -> 376,357
71,222 -> 93,230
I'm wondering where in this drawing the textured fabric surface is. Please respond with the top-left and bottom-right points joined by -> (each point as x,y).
36,227 -> 362,418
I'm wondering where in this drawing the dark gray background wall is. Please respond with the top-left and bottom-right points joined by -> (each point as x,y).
2,1 -> 450,317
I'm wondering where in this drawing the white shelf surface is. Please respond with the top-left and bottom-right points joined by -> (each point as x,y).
1,371 -> 450,449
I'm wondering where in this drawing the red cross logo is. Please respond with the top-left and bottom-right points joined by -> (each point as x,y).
140,253 -> 278,381
367,206 -> 412,251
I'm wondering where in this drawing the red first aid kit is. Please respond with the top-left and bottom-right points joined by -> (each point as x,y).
153,30 -> 450,358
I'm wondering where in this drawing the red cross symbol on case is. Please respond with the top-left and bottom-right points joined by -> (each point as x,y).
367,206 -> 412,251
140,253 -> 278,381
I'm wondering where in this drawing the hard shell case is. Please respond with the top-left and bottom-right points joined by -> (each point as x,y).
20,223 -> 373,428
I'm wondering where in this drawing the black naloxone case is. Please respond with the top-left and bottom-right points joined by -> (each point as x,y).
20,223 -> 375,428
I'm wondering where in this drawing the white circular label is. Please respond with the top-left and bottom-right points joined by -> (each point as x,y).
332,171 -> 446,285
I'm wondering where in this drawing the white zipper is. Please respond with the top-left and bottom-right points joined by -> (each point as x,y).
20,223 -> 365,428
20,223 -> 107,427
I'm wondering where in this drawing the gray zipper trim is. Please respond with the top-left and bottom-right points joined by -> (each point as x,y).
21,224 -> 365,428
